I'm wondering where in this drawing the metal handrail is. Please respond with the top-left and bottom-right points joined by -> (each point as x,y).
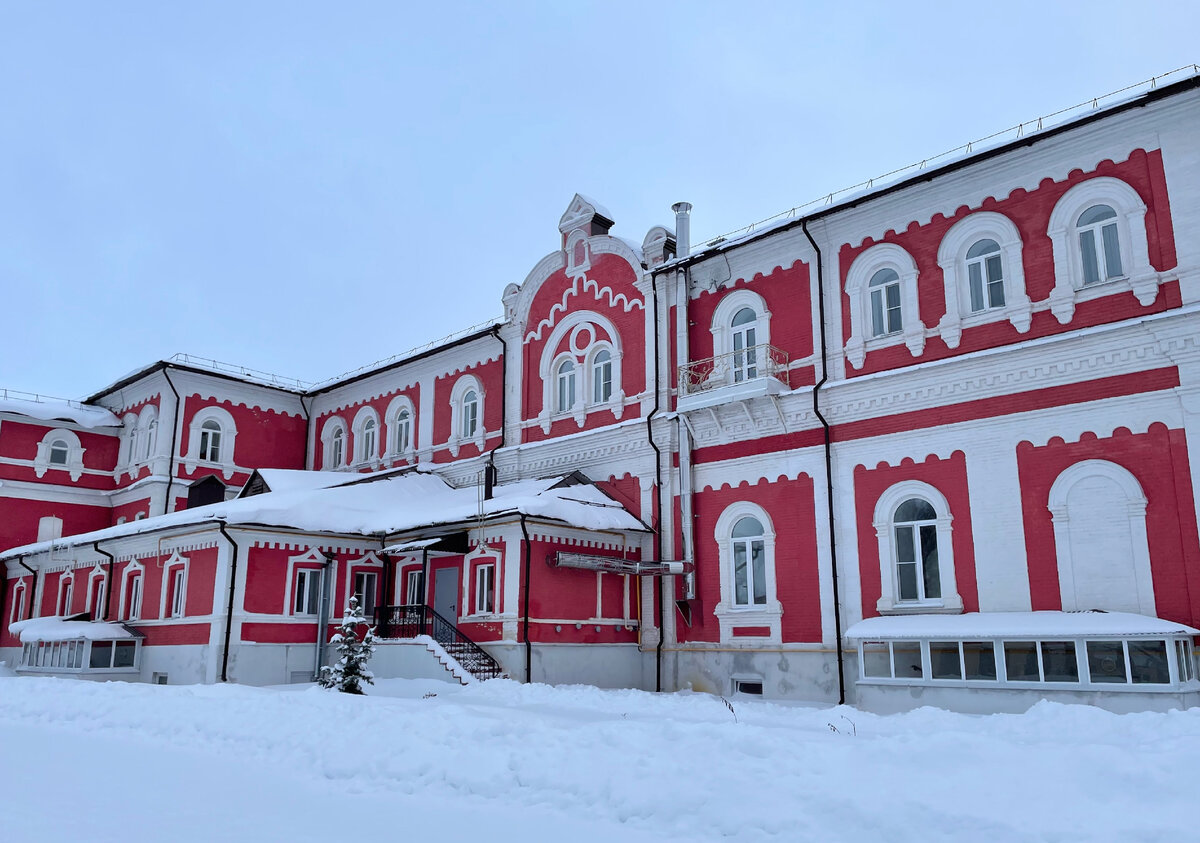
678,343 -> 790,395
375,603 -> 506,680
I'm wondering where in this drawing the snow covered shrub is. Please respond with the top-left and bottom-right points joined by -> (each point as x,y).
318,597 -> 376,695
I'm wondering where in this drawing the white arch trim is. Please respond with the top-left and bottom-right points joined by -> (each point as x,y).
186,405 -> 239,480
535,309 -> 625,430
34,428 -> 85,480
844,242 -> 926,369
448,374 -> 485,456
712,500 -> 782,642
871,480 -> 963,614
384,394 -> 417,458
935,211 -> 1032,346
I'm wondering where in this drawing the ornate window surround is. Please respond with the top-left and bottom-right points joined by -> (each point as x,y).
351,406 -> 381,468
185,406 -> 238,480
936,211 -> 1033,347
845,242 -> 926,369
1047,176 -> 1162,323
384,394 -> 417,459
34,428 -> 85,481
872,480 -> 963,615
320,416 -> 348,470
448,374 -> 485,456
713,501 -> 782,642
536,310 -> 625,432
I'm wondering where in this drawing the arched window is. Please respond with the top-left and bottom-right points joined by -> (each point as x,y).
352,407 -> 381,465
892,498 -> 940,603
591,348 -> 612,403
330,426 -> 344,468
965,239 -> 1004,311
873,481 -> 963,614
730,516 -> 767,607
198,420 -> 222,462
869,269 -> 903,337
1077,204 -> 1122,285
145,419 -> 158,459
731,307 -> 758,382
48,438 -> 69,466
394,409 -> 411,453
361,417 -> 377,461
713,502 -> 782,641
461,390 -> 479,438
555,359 -> 577,412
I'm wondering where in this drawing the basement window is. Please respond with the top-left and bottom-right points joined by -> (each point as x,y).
733,678 -> 764,696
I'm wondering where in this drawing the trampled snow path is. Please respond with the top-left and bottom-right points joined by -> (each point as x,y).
1,676 -> 1197,842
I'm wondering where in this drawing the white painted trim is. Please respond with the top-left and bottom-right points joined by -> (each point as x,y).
936,211 -> 1033,346
844,242 -> 926,368
712,500 -> 782,642
184,406 -> 239,480
872,480 -> 963,615
33,428 -> 85,481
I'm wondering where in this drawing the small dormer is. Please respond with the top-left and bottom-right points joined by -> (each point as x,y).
642,225 -> 677,268
559,194 -> 614,248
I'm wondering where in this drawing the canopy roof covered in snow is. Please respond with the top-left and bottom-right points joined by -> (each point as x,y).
2,470 -> 648,563
845,611 -> 1200,640
9,616 -> 142,642
0,396 -> 120,428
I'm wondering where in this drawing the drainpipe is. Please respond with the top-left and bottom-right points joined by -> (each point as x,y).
801,218 -> 846,705
300,394 -> 313,471
647,265 -> 665,692
18,558 -> 38,618
485,325 -> 507,500
93,542 -> 115,621
161,367 -> 181,515
217,521 -> 240,682
520,514 -> 532,683
673,202 -> 697,604
314,550 -> 335,678
378,541 -> 392,628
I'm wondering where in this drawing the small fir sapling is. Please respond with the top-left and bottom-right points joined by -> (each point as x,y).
318,596 -> 376,694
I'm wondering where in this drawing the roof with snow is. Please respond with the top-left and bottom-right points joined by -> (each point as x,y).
845,611 -> 1200,640
0,395 -> 120,428
1,470 -> 648,562
9,616 -> 142,642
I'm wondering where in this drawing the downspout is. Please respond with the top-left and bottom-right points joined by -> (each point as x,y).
520,514 -> 533,683
217,521 -> 240,682
314,550 -> 335,678
378,540 -> 392,626
801,218 -> 846,705
485,325 -> 507,499
93,542 -> 115,620
161,367 -> 181,515
647,261 -> 665,692
18,558 -> 38,618
300,394 -> 313,470
673,203 -> 696,604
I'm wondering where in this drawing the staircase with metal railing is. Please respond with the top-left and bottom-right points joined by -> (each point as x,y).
375,604 -> 507,681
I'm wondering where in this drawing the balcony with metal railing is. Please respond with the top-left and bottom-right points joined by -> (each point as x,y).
676,343 -> 791,411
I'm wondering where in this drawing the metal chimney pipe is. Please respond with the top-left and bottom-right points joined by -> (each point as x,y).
672,202 -> 692,257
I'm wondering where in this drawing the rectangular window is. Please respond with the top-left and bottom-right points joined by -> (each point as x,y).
1177,640 -> 1194,683
1086,640 -> 1127,684
92,580 -> 106,619
475,564 -> 495,615
1040,641 -> 1078,683
733,679 -> 764,696
353,572 -> 377,618
59,581 -> 73,616
891,642 -> 923,679
90,641 -> 113,669
962,641 -> 997,680
170,569 -> 186,618
127,576 -> 143,620
1129,640 -> 1170,685
862,642 -> 891,678
406,569 -> 422,605
112,641 -> 136,668
1101,223 -> 1122,279
1004,641 -> 1040,682
929,642 -> 962,680
294,569 -> 321,615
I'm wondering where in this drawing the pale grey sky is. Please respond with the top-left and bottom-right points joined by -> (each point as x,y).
2,1 -> 1197,398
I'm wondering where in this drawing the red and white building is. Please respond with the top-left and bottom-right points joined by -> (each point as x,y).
4,74 -> 1200,712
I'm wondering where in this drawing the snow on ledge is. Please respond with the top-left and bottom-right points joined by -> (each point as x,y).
845,611 -> 1200,641
0,397 -> 120,428
9,617 -> 140,643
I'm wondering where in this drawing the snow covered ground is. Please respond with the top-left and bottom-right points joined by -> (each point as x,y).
1,675 -> 1197,842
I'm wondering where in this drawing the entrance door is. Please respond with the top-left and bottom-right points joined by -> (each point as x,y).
432,567 -> 460,645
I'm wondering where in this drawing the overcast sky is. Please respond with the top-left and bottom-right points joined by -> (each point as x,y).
2,2 -> 1198,399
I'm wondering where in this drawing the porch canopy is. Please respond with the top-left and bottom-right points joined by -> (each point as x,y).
845,611 -> 1200,641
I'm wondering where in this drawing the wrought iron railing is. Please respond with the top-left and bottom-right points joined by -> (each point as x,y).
375,604 -> 506,681
678,343 -> 790,396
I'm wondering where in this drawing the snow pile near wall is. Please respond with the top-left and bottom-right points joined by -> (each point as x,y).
1,676 -> 1197,842
0,396 -> 120,428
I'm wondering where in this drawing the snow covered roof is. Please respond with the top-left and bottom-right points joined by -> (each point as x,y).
9,616 -> 142,642
0,395 -> 120,428
238,468 -> 358,497
845,611 -> 1200,640
2,471 -> 647,562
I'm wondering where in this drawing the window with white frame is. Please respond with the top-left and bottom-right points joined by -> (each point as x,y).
126,574 -> 143,620
386,394 -> 416,458
57,576 -> 74,616
170,568 -> 186,617
353,571 -> 378,618
406,569 -> 423,605
555,359 -> 577,412
708,289 -> 772,387
448,375 -> 485,455
137,405 -> 159,462
294,568 -> 321,615
321,417 -> 347,470
474,563 -> 496,615
90,573 -> 106,620
120,413 -> 138,468
352,408 -> 381,465
34,428 -> 85,480
873,481 -> 963,614
1046,175 -> 1163,323
713,501 -> 782,640
935,211 -> 1032,348
10,584 -> 27,624
591,348 -> 613,403
844,242 -> 925,369
187,406 -> 238,477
